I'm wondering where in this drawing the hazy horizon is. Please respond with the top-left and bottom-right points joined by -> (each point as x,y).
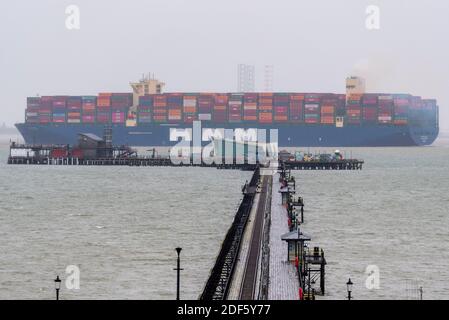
1,0 -> 448,130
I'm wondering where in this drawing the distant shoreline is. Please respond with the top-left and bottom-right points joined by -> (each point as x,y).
0,127 -> 23,146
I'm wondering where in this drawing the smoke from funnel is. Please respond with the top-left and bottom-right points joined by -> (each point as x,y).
350,54 -> 397,93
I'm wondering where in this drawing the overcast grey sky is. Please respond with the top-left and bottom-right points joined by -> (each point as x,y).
0,0 -> 448,131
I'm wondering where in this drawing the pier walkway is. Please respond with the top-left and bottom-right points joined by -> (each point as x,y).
239,175 -> 272,299
226,190 -> 260,300
217,172 -> 299,300
268,174 -> 300,299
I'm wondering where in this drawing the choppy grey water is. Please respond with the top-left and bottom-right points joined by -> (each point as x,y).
293,146 -> 449,300
0,145 -> 252,300
0,138 -> 448,300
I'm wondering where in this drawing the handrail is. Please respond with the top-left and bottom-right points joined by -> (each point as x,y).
200,167 -> 260,300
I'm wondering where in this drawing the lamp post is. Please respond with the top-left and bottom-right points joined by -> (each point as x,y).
54,275 -> 61,300
307,266 -> 311,299
346,278 -> 353,301
174,247 -> 183,300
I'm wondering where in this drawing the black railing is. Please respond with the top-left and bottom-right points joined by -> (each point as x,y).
200,168 -> 260,300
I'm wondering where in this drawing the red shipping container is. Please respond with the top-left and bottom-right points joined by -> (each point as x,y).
71,149 -> 84,159
274,106 -> 288,114
51,149 -> 68,158
363,107 -> 378,121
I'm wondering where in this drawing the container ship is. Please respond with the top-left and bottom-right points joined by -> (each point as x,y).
15,76 -> 439,147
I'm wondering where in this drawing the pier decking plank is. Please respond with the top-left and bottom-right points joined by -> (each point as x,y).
268,175 -> 300,300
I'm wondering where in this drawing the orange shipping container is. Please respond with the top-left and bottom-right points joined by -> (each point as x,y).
97,99 -> 111,107
290,94 -> 305,101
274,115 -> 288,121
215,95 -> 228,104
243,116 -> 257,121
244,105 -> 257,110
321,117 -> 335,124
183,106 -> 196,113
259,98 -> 273,105
321,106 -> 335,114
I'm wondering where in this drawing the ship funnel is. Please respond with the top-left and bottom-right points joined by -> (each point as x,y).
346,76 -> 366,97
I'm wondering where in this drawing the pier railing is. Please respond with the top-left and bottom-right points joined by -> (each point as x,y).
200,168 -> 260,300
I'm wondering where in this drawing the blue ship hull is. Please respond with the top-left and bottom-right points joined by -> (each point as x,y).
15,122 -> 439,147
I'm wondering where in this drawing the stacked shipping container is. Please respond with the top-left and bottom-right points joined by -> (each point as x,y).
362,94 -> 378,123
111,93 -> 132,124
66,97 -> 82,124
167,93 -> 183,122
243,93 -> 258,122
39,97 -> 53,124
304,94 -> 320,124
289,94 -> 304,123
393,94 -> 410,125
25,92 -> 432,126
96,93 -> 111,123
214,94 -> 228,123
378,95 -> 393,124
138,95 -> 153,124
346,93 -> 362,124
26,97 -> 41,123
153,94 -> 168,123
52,96 -> 67,123
183,94 -> 197,123
320,94 -> 337,125
259,93 -> 274,124
198,94 -> 214,121
274,93 -> 289,122
228,94 -> 243,122
81,96 -> 96,124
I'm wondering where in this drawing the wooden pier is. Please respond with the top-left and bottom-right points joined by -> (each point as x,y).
200,164 -> 329,300
7,143 -> 364,171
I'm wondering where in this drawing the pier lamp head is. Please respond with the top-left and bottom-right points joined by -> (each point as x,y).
54,276 -> 61,290
175,247 -> 182,255
346,278 -> 353,293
